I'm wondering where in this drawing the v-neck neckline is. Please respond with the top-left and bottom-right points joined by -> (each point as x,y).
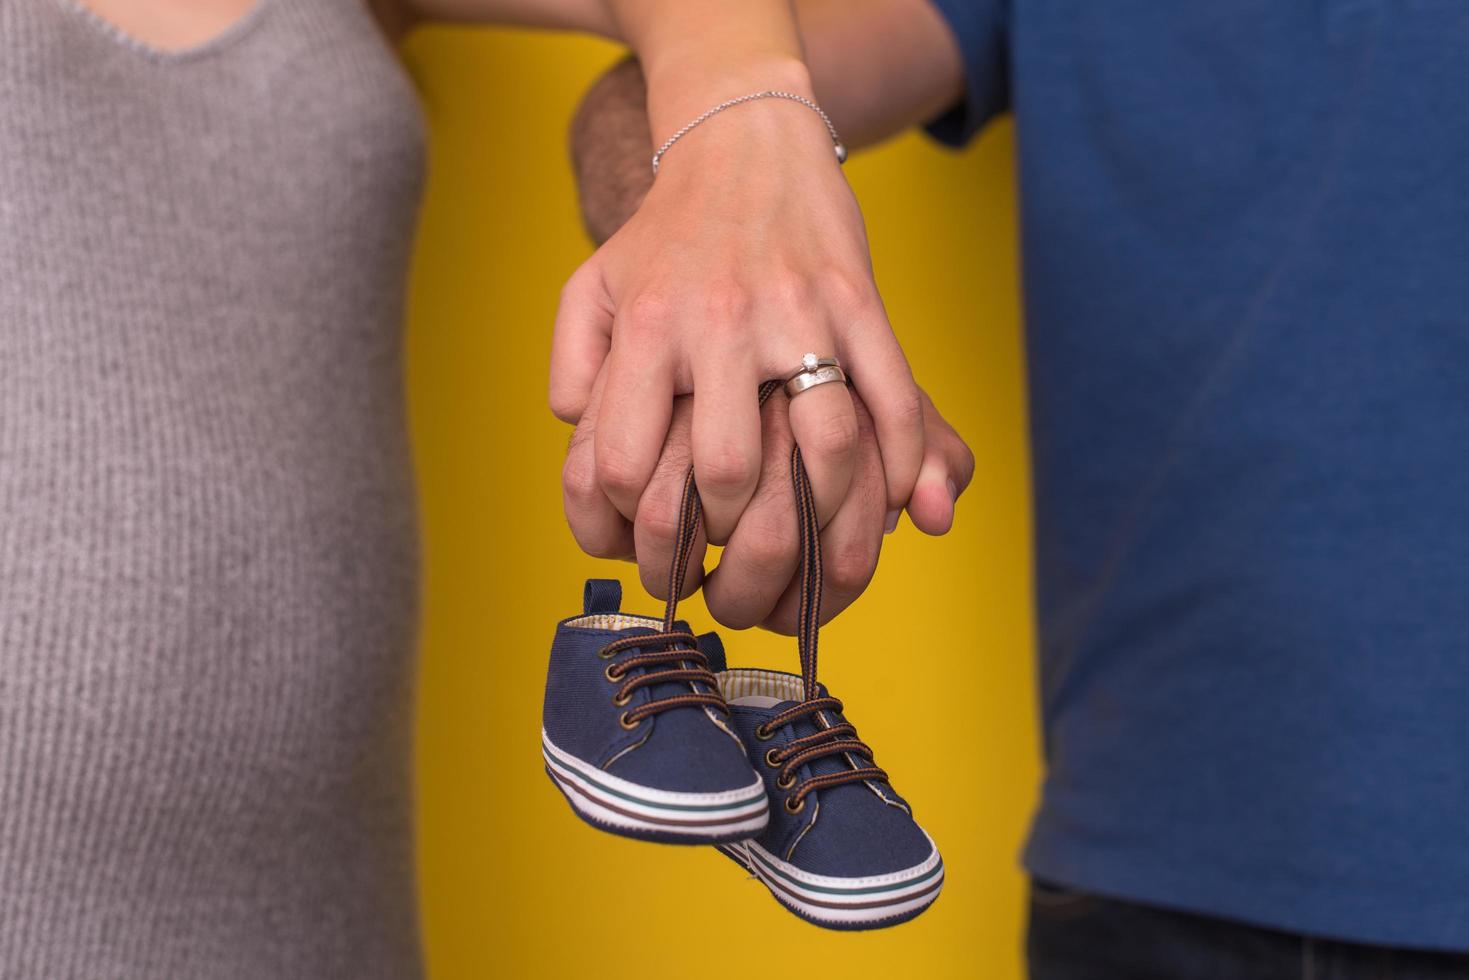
48,0 -> 273,64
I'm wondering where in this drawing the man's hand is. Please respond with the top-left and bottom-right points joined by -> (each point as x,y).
564,385 -> 973,634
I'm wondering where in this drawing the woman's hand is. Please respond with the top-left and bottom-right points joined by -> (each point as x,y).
551,62 -> 925,547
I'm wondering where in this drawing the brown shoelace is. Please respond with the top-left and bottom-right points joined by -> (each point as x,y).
598,632 -> 724,727
758,379 -> 888,813
624,380 -> 890,812
603,380 -> 891,809
596,448 -> 725,727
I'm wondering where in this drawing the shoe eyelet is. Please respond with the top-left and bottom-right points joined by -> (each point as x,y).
764,748 -> 782,768
612,690 -> 632,707
754,725 -> 774,741
775,772 -> 796,790
604,663 -> 623,682
597,647 -> 615,660
619,711 -> 641,730
784,796 -> 805,815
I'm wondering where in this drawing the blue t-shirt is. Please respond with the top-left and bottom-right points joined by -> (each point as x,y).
926,0 -> 1469,951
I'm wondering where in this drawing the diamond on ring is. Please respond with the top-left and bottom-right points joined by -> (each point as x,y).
786,354 -> 843,383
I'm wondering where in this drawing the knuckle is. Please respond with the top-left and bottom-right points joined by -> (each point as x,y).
635,483 -> 683,544
770,273 -> 816,311
809,412 -> 859,460
561,453 -> 598,504
696,446 -> 758,493
594,444 -> 646,496
623,291 -> 676,335
739,527 -> 796,578
820,270 -> 875,315
701,278 -> 752,325
894,389 -> 925,429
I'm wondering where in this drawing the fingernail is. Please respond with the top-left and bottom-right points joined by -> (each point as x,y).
947,478 -> 959,502
884,509 -> 901,534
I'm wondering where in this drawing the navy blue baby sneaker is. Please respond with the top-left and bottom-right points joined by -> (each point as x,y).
712,666 -> 944,930
541,469 -> 768,844
542,580 -> 767,843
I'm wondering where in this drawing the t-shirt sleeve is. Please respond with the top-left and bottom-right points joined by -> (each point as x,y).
923,0 -> 1010,147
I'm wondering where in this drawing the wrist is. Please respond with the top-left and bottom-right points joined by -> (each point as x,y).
643,55 -> 815,144
644,60 -> 851,179
650,90 -> 847,180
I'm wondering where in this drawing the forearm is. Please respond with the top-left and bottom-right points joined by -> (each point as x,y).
612,0 -> 963,149
795,0 -> 965,149
600,1 -> 812,140
405,0 -> 818,123
571,58 -> 654,245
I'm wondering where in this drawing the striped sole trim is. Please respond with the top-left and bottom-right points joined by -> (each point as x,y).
542,730 -> 768,840
720,835 -> 944,929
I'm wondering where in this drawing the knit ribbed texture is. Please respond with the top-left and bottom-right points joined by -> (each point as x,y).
0,1 -> 427,975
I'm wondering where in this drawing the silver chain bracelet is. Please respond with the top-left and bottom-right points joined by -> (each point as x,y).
650,91 -> 848,176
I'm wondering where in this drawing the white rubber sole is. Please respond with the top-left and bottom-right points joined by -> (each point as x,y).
717,833 -> 944,929
542,729 -> 768,842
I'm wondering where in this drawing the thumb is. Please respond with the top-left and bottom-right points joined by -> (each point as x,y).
905,390 -> 975,536
549,257 -> 613,424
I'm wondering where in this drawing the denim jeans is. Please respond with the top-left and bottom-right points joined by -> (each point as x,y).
1027,880 -> 1469,980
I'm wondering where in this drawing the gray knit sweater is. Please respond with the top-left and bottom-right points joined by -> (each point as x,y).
1,1 -> 427,975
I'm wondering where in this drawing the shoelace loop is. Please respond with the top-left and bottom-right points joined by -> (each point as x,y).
597,631 -> 725,725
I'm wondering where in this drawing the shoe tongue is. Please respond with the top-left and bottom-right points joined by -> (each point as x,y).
696,632 -> 726,673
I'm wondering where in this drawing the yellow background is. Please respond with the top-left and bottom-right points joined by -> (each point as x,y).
401,26 -> 1035,979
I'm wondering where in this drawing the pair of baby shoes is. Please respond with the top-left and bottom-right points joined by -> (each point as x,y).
542,388 -> 943,929
542,581 -> 943,930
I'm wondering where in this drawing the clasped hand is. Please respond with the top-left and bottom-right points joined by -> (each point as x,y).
551,90 -> 973,633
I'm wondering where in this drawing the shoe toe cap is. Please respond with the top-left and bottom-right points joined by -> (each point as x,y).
787,784 -> 937,878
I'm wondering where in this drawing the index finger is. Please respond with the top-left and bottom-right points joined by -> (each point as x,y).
562,367 -> 634,559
